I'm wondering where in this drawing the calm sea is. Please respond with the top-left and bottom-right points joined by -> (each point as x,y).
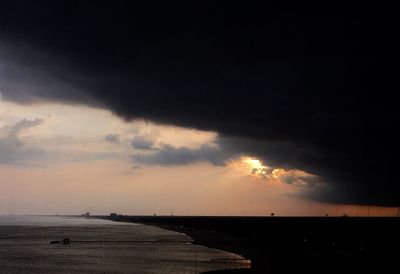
0,216 -> 250,274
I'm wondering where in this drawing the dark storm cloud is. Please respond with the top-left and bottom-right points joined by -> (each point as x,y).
0,1 -> 398,206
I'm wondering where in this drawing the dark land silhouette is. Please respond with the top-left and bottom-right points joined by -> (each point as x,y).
99,215 -> 400,274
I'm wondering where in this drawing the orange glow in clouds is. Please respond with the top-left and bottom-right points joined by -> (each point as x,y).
243,157 -> 282,178
243,158 -> 264,171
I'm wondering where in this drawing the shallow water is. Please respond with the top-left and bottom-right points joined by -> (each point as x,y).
0,216 -> 250,273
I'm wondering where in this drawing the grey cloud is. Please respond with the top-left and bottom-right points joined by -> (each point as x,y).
105,134 -> 120,144
0,118 -> 119,166
0,144 -> 46,166
0,118 -> 46,165
282,175 -> 301,185
1,118 -> 44,147
281,173 -> 320,187
131,131 -> 159,150
132,143 -> 234,167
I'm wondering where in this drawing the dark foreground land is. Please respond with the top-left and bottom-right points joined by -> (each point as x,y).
99,216 -> 400,274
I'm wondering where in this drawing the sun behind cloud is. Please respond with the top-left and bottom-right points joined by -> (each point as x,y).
243,157 -> 266,174
240,156 -> 318,187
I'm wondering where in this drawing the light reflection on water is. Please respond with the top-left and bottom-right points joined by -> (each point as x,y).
0,216 -> 250,273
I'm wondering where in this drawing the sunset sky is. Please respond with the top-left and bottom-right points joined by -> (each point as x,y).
0,2 -> 397,215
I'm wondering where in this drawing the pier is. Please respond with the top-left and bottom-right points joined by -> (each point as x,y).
49,238 -> 192,245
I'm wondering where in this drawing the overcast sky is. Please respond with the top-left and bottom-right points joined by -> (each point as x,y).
0,1 -> 398,215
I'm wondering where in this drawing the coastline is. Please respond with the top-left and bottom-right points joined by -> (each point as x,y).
97,217 -> 252,273
94,215 -> 400,274
141,223 -> 252,273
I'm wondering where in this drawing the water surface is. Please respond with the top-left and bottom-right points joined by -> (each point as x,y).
0,216 -> 250,274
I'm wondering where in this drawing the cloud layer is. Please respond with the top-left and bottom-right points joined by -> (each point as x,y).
0,2 -> 398,206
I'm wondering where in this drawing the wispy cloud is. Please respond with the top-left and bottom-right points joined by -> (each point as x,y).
0,118 -> 45,165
